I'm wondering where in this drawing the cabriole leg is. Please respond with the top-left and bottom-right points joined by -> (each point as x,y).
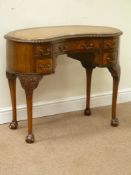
84,67 -> 94,116
108,64 -> 120,127
6,72 -> 18,129
18,74 -> 43,143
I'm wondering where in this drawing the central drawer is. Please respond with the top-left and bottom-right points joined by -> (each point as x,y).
53,38 -> 100,54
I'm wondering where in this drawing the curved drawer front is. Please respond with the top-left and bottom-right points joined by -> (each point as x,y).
36,59 -> 53,74
103,38 -> 118,50
102,37 -> 119,66
103,51 -> 118,65
34,44 -> 52,58
53,38 -> 100,55
34,44 -> 53,74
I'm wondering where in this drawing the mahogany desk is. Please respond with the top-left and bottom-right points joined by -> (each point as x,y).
4,26 -> 122,143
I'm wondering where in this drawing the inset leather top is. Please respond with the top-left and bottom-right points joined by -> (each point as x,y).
4,25 -> 122,43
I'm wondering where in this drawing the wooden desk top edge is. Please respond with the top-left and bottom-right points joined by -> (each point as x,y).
4,25 -> 123,43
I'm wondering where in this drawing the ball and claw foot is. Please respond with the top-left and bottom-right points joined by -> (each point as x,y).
84,108 -> 91,116
25,134 -> 35,144
111,118 -> 119,127
9,121 -> 18,129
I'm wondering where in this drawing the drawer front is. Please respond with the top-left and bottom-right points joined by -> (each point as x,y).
54,39 -> 100,54
35,44 -> 51,58
36,59 -> 53,74
103,51 -> 118,65
103,38 -> 118,50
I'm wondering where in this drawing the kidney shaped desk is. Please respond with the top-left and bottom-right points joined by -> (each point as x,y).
4,26 -> 122,143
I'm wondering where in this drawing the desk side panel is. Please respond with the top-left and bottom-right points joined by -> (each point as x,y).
6,41 -> 35,73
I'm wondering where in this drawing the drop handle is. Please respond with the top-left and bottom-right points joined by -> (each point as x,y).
81,42 -> 94,49
38,64 -> 51,69
106,57 -> 111,61
41,52 -> 51,56
39,49 -> 51,56
35,48 -> 51,57
58,46 -> 68,52
106,57 -> 114,63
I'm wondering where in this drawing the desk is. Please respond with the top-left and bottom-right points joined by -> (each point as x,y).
4,26 -> 122,143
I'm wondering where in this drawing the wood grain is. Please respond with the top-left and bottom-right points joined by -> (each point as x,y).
5,26 -> 122,143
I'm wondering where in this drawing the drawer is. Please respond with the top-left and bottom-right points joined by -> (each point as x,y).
54,39 -> 100,54
103,51 -> 118,65
36,59 -> 53,74
103,38 -> 118,50
34,44 -> 51,58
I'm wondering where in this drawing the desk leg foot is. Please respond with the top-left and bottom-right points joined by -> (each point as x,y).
18,74 -> 43,144
84,108 -> 91,116
26,134 -> 35,143
108,64 -> 120,126
9,121 -> 18,129
111,118 -> 119,127
6,72 -> 18,128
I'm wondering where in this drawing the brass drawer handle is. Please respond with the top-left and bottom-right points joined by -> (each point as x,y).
89,43 -> 94,47
38,64 -> 51,69
106,57 -> 110,61
35,48 -> 51,57
105,43 -> 114,49
82,42 -> 94,49
58,45 -> 68,52
106,57 -> 114,63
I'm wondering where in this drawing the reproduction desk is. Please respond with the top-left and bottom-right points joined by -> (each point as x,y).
4,26 -> 122,143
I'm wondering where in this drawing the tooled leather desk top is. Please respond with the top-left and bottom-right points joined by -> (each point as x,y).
4,25 -> 122,43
